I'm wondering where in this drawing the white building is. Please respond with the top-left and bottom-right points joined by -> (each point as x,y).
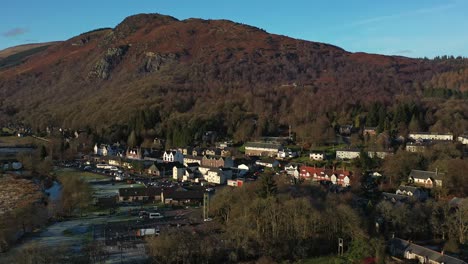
309,152 -> 324,161
205,168 -> 232,184
367,150 -> 393,159
336,150 -> 360,160
409,132 -> 453,141
163,150 -> 184,163
172,164 -> 186,181
458,135 -> 468,145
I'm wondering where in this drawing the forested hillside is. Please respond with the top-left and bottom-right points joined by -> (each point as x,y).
0,14 -> 467,145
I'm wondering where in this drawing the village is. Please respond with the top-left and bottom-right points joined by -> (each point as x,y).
0,124 -> 467,263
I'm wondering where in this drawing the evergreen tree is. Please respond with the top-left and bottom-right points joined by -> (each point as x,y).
257,173 -> 277,198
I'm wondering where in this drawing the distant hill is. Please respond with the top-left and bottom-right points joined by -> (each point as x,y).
0,14 -> 466,142
0,42 -> 60,60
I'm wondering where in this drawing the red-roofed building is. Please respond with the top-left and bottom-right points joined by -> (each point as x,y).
299,166 -> 352,187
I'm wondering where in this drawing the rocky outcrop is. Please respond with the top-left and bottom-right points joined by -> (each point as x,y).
142,52 -> 179,73
88,45 -> 129,79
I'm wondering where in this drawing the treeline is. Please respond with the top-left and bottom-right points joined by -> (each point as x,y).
146,174 -> 388,263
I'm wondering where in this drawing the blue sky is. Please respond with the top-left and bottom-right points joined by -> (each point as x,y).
1,0 -> 467,58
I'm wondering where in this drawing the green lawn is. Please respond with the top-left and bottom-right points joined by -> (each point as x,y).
55,168 -> 109,181
296,256 -> 346,264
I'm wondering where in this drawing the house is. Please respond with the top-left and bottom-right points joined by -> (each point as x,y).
363,127 -> 377,136
396,185 -> 428,201
172,163 -> 186,181
336,149 -> 360,160
227,179 -> 245,187
408,169 -> 444,188
184,155 -> 203,166
255,159 -> 280,168
161,188 -> 204,205
457,135 -> 468,145
339,125 -> 353,136
143,150 -> 164,162
204,148 -> 222,156
237,164 -> 250,176
367,150 -> 393,159
409,132 -> 454,141
126,148 -> 142,160
277,149 -> 298,159
182,168 -> 196,182
245,142 -> 282,157
94,144 -> 117,156
285,164 -> 300,178
381,192 -> 409,203
191,147 -> 206,156
147,162 -> 178,177
220,149 -> 232,157
186,162 -> 200,171
388,238 -> 467,264
118,187 -> 163,202
217,141 -> 232,149
179,147 -> 193,156
205,168 -> 232,184
163,150 -> 184,163
309,152 -> 324,161
201,155 -> 233,168
299,166 -> 352,187
406,141 -> 432,153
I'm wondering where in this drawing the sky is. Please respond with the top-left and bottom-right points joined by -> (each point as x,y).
1,0 -> 467,58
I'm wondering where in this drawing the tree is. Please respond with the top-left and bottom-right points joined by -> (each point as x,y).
127,130 -> 137,148
256,173 -> 277,198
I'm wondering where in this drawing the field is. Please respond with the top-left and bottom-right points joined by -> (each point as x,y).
54,168 -> 110,181
0,136 -> 38,147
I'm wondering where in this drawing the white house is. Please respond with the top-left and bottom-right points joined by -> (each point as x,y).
255,159 -> 280,168
367,150 -> 393,159
408,169 -> 444,188
205,168 -> 232,184
336,150 -> 360,160
172,164 -> 186,181
285,164 -> 300,178
237,164 -> 250,176
277,149 -> 298,159
309,152 -> 324,161
458,135 -> 468,145
94,144 -> 116,156
163,150 -> 184,163
409,132 -> 453,141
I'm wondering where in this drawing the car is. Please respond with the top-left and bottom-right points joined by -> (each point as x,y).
148,212 -> 164,219
203,218 -> 213,222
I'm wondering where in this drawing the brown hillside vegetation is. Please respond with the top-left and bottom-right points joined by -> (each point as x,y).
0,42 -> 61,59
0,13 -> 467,143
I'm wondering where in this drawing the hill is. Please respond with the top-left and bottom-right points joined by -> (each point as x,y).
0,13 -> 467,145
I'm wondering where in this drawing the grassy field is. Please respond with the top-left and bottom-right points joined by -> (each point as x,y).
296,256 -> 346,264
0,136 -> 39,147
54,168 -> 109,181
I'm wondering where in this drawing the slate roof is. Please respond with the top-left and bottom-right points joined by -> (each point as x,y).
245,142 -> 282,150
410,169 -> 444,180
389,238 -> 467,264
382,192 -> 408,202
118,187 -> 163,197
397,185 -> 420,193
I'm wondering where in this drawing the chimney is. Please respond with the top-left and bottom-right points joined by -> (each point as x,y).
441,250 -> 444,255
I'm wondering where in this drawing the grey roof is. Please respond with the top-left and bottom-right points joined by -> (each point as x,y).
245,142 -> 282,150
397,185 -> 420,193
410,169 -> 444,180
410,132 -> 453,136
389,238 -> 467,264
382,192 -> 408,202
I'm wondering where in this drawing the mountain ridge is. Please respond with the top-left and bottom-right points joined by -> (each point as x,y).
0,13 -> 466,140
